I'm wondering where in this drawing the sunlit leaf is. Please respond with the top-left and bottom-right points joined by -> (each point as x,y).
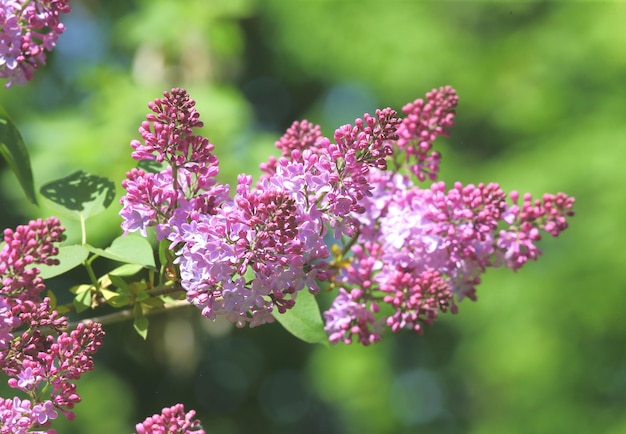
38,245 -> 89,279
39,170 -> 115,220
108,274 -> 130,291
109,263 -> 145,276
72,284 -> 93,313
273,289 -> 328,345
100,288 -> 130,308
85,235 -> 156,269
0,105 -> 37,205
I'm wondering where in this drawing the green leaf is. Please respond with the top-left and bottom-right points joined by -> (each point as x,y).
39,170 -> 115,220
158,239 -> 170,268
100,288 -> 130,308
72,284 -> 93,313
0,106 -> 37,205
109,263 -> 145,277
133,303 -> 148,339
38,245 -> 89,279
85,234 -> 156,269
108,274 -> 130,291
141,297 -> 165,309
273,289 -> 329,345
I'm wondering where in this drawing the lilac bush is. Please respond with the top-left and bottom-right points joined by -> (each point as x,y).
0,2 -> 575,431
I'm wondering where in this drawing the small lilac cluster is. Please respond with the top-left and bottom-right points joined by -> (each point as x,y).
121,86 -> 574,344
135,403 -> 205,434
0,218 -> 105,432
396,85 -> 458,181
0,0 -> 71,87
120,88 -> 229,240
324,173 -> 574,344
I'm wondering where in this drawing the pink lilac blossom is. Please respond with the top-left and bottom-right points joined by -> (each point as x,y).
172,173 -> 330,327
324,166 -> 574,343
135,403 -> 205,434
120,89 -> 228,240
0,218 -> 105,430
396,85 -> 458,181
0,0 -> 71,87
0,396 -> 57,433
171,107 -> 403,325
122,86 -> 575,343
0,217 -> 64,300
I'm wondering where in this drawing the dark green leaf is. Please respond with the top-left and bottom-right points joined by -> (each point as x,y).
39,170 -> 115,220
38,245 -> 89,279
0,106 -> 37,205
273,289 -> 329,345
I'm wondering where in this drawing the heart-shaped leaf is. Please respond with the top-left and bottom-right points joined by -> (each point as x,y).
38,245 -> 89,279
40,170 -> 115,220
85,234 -> 156,269
273,289 -> 329,345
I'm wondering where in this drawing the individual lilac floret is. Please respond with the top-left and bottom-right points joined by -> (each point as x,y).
396,86 -> 458,181
0,0 -> 71,87
135,403 -> 205,434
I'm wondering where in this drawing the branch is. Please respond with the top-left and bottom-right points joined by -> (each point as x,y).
66,299 -> 192,330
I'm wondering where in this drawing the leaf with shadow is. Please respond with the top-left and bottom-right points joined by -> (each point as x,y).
40,170 -> 116,220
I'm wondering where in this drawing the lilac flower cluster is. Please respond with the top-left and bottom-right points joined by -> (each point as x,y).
0,217 -> 105,432
324,170 -> 574,345
121,89 -> 406,327
135,403 -> 205,434
120,88 -> 229,240
121,86 -> 574,344
0,0 -> 71,87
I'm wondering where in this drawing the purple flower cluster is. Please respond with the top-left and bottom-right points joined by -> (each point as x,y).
135,403 -> 204,434
0,0 -> 71,87
121,86 -> 575,344
323,170 -> 574,345
0,218 -> 105,431
120,88 -> 229,240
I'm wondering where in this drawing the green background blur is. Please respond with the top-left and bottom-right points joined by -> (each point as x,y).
1,1 -> 624,433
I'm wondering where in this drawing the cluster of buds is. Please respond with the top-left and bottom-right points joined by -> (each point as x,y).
0,0 -> 71,87
120,87 -> 575,344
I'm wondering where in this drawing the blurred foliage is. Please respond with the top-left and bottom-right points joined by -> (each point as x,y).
1,1 -> 625,433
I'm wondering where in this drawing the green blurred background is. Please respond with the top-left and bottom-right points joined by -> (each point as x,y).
1,1 -> 624,433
